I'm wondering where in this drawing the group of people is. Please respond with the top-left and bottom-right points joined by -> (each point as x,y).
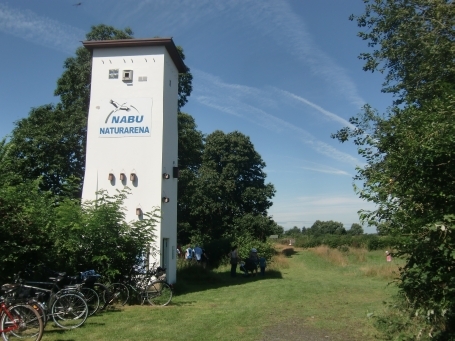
183,245 -> 209,267
228,246 -> 266,277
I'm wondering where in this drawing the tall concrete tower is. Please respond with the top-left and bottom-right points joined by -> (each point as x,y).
82,38 -> 186,284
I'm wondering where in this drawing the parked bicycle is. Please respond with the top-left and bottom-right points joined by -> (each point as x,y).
0,285 -> 44,341
105,264 -> 173,307
66,270 -> 104,316
9,271 -> 89,330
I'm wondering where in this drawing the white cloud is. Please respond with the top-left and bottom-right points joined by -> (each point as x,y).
277,89 -> 355,128
300,166 -> 350,176
0,3 -> 84,54
244,0 -> 365,108
296,196 -> 364,206
194,69 -> 360,166
98,0 -> 364,109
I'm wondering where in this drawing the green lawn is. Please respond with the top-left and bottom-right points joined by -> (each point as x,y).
41,246 -> 398,341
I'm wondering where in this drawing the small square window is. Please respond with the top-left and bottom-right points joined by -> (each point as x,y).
122,70 -> 133,81
109,69 -> 119,79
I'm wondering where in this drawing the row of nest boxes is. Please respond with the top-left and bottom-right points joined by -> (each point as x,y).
108,168 -> 179,182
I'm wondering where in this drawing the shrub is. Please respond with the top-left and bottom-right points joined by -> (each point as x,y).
234,234 -> 275,262
0,180 -> 55,283
200,238 -> 232,268
290,234 -> 400,252
52,189 -> 159,280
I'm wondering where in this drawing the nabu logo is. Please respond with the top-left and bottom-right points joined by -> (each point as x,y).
105,100 -> 142,123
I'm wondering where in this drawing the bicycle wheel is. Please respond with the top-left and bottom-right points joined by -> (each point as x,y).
93,283 -> 108,303
80,287 -> 100,316
51,293 -> 88,329
0,303 -> 44,341
28,300 -> 47,329
145,281 -> 172,306
105,283 -> 129,307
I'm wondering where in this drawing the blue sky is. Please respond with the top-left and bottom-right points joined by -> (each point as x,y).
0,0 -> 393,233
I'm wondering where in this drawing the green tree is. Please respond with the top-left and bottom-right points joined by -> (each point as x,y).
0,138 -> 17,184
52,189 -> 159,280
233,213 -> 282,241
335,93 -> 455,338
284,226 -> 302,237
177,112 -> 204,172
187,130 -> 276,243
347,223 -> 363,235
5,105 -> 86,196
353,0 -> 455,104
332,1 -> 455,338
176,47 -> 193,109
0,179 -> 55,283
309,220 -> 345,236
376,221 -> 390,236
177,112 -> 204,242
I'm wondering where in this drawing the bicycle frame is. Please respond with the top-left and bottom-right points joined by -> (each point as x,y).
114,271 -> 171,305
11,275 -> 87,325
0,301 -> 21,333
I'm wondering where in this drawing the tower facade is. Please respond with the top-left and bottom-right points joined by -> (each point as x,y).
82,38 -> 186,283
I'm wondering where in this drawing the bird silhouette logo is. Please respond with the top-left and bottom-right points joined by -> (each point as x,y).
105,100 -> 139,123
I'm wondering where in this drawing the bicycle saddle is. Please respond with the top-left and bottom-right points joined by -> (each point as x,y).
1,283 -> 20,294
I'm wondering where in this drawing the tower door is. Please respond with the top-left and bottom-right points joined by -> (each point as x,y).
162,238 -> 169,270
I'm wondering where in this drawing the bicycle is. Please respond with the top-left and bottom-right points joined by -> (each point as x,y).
24,265 -> 101,317
105,264 -> 173,307
10,271 -> 88,330
0,285 -> 44,341
66,270 -> 103,316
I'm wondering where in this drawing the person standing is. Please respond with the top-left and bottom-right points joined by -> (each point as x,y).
228,246 -> 239,277
194,245 -> 203,264
201,248 -> 209,268
185,245 -> 194,262
258,255 -> 267,276
386,251 -> 392,262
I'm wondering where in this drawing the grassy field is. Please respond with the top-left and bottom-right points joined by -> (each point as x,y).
40,245 -> 401,341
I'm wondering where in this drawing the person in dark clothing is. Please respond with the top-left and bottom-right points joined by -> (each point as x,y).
201,248 -> 209,268
228,246 -> 239,277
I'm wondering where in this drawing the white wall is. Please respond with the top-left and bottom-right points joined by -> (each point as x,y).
161,52 -> 179,282
82,45 -> 178,283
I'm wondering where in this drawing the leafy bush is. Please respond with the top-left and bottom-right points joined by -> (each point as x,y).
290,234 -> 399,252
373,294 -> 444,341
0,180 -> 55,283
0,184 -> 159,283
52,189 -> 159,280
200,238 -> 232,268
234,234 -> 275,262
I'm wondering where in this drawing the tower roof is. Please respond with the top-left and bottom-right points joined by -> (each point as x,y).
83,37 -> 187,73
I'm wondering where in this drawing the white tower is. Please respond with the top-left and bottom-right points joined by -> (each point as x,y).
82,38 -> 186,284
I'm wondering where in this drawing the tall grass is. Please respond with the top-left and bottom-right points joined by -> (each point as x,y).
309,245 -> 401,281
268,243 -> 292,270
360,264 -> 399,280
310,245 -> 349,267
